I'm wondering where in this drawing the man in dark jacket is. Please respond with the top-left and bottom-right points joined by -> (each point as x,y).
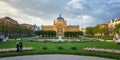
19,42 -> 23,52
16,42 -> 20,52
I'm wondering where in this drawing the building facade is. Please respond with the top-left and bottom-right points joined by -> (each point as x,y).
32,24 -> 40,31
41,14 -> 80,37
108,18 -> 120,36
93,18 -> 120,36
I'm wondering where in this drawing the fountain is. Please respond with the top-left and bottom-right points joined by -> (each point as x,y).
56,36 -> 64,42
58,36 -> 62,40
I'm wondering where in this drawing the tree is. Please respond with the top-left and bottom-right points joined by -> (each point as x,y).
113,23 -> 120,33
85,27 -> 94,36
0,17 -> 34,39
35,30 -> 56,38
0,20 -> 4,35
113,23 -> 120,38
103,26 -> 109,36
64,31 -> 83,38
93,24 -> 109,36
0,20 -> 9,36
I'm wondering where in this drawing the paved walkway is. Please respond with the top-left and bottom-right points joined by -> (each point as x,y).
0,54 -> 114,60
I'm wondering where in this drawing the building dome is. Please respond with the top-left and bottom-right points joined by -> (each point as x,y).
57,14 -> 64,20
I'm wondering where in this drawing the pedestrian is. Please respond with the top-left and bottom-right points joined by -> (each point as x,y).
16,42 -> 20,52
19,42 -> 23,52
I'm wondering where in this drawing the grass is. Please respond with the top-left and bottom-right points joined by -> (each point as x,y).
0,40 -> 120,59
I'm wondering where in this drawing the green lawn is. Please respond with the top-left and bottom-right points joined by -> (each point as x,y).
0,40 -> 120,59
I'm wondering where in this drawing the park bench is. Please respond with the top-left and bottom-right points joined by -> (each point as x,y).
83,48 -> 120,54
0,47 -> 34,53
115,40 -> 120,43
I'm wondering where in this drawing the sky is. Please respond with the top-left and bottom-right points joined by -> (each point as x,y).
0,0 -> 120,28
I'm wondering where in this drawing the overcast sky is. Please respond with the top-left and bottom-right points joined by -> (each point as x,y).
0,0 -> 120,28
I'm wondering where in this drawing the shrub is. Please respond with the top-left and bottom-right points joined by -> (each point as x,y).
71,47 -> 77,50
42,47 -> 47,50
57,46 -> 63,50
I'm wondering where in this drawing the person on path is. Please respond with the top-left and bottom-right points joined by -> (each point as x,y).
16,42 -> 20,52
19,42 -> 23,52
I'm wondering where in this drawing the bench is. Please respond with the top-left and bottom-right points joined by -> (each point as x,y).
0,47 -> 34,53
83,48 -> 120,54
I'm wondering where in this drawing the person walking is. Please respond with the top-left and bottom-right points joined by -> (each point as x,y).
16,42 -> 20,52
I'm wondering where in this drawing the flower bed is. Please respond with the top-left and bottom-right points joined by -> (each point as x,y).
0,47 -> 34,53
83,48 -> 120,54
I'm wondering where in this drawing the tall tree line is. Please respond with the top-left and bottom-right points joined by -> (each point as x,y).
35,30 -> 56,37
0,19 -> 34,39
64,31 -> 83,38
85,24 -> 114,36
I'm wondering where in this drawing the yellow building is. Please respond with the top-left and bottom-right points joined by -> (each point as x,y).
41,14 -> 80,37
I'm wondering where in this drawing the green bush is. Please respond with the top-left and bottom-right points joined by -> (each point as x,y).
71,47 -> 77,50
57,46 -> 63,50
42,47 -> 47,50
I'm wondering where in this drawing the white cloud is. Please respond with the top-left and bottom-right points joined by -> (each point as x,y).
66,15 -> 95,28
109,0 -> 120,3
76,15 -> 94,23
0,1 -> 51,26
67,0 -> 84,10
1,0 -> 120,28
0,1 -> 19,15
69,15 -> 95,28
18,15 -> 52,26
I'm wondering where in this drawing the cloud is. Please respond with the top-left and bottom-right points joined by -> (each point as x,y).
66,0 -> 120,26
0,0 -> 58,26
67,15 -> 96,28
0,1 -> 19,16
0,0 -> 120,28
67,0 -> 84,10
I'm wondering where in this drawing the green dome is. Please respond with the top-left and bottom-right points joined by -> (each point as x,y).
57,14 -> 64,20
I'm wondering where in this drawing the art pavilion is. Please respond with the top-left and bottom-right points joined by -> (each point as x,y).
41,14 -> 80,38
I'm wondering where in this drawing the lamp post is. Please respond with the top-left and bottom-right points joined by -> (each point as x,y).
118,28 -> 120,38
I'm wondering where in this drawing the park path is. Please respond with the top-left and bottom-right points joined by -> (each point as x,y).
0,54 -> 114,60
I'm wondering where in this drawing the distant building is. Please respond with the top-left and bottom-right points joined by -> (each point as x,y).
32,24 -> 40,31
0,16 -> 18,24
21,23 -> 33,29
95,18 -> 120,36
108,18 -> 120,36
21,23 -> 40,31
108,18 -> 120,28
113,18 -> 120,27
41,14 -> 80,37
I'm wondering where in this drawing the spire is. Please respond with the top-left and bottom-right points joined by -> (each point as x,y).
59,13 -> 61,17
57,13 -> 64,20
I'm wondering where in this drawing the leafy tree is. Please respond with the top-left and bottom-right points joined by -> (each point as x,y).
113,23 -> 120,34
85,27 -> 94,36
93,24 -> 109,36
113,23 -> 120,38
0,18 -> 34,39
64,31 -> 83,38
35,30 -> 56,37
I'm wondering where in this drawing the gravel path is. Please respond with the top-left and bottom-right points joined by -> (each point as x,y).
0,54 -> 114,60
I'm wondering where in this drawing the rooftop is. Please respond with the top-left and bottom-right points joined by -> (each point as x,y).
57,14 -> 64,20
